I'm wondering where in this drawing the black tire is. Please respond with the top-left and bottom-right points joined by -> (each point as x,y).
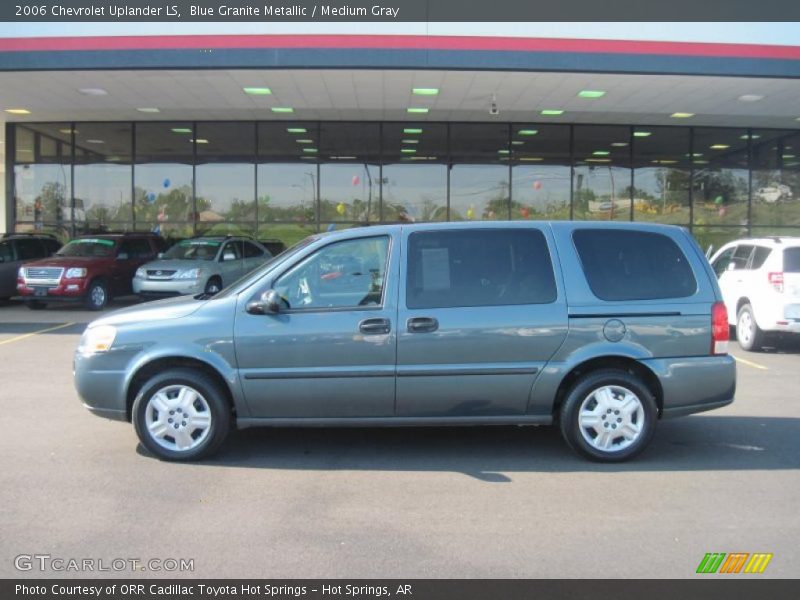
204,276 -> 222,296
84,279 -> 108,311
132,368 -> 231,461
736,304 -> 765,352
25,300 -> 47,310
559,369 -> 658,462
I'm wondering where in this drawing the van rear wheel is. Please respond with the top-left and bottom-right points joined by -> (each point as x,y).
132,368 -> 231,461
559,369 -> 657,462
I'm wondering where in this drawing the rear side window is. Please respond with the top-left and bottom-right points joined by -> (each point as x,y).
573,229 -> 697,301
15,238 -> 45,260
784,248 -> 800,273
243,241 -> 266,258
750,246 -> 772,270
731,244 -> 755,270
407,229 -> 557,309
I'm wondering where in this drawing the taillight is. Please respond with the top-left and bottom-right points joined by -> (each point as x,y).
768,272 -> 784,293
711,302 -> 729,355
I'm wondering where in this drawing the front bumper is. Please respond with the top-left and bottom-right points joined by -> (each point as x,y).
640,354 -> 736,418
74,347 -> 140,422
18,279 -> 89,300
133,277 -> 203,297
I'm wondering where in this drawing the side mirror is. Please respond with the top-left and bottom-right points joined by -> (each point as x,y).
246,289 -> 286,315
117,252 -> 129,260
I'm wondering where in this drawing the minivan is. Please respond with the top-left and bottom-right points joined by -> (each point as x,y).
74,222 -> 736,462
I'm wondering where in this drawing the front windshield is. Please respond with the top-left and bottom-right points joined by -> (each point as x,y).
164,240 -> 221,261
56,238 -> 116,258
211,235 -> 319,300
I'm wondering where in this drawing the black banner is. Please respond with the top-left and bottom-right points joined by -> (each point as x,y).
3,0 -> 800,22
3,580 -> 800,600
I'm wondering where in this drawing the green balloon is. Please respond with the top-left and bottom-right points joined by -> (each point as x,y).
714,195 -> 724,205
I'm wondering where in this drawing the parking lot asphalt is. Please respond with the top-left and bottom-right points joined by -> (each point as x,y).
0,298 -> 798,579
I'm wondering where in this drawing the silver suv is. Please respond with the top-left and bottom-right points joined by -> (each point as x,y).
133,236 -> 272,298
75,222 -> 736,463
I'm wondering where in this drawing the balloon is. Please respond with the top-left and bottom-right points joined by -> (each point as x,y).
466,206 -> 475,220
336,202 -> 347,216
714,195 -> 724,205
351,175 -> 360,186
521,207 -> 530,219
163,178 -> 171,188
147,192 -> 156,203
533,181 -> 542,190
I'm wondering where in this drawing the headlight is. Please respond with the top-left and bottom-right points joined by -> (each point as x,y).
65,267 -> 87,278
17,267 -> 25,278
78,325 -> 117,355
176,268 -> 203,279
135,267 -> 146,279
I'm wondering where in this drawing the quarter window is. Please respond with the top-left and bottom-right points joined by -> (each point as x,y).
273,236 -> 390,310
406,229 -> 557,309
573,229 -> 697,301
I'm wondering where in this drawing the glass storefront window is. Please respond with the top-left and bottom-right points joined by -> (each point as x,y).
632,126 -> 691,225
750,130 -> 800,227
13,124 -> 72,237
511,124 -> 571,220
450,124 -> 510,221
257,123 -> 319,228
195,122 -> 256,235
692,128 -> 749,227
134,122 -> 195,239
74,123 -> 133,231
573,126 -> 632,221
319,123 -> 381,223
382,123 -> 447,222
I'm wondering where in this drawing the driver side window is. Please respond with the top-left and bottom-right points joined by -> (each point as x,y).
273,236 -> 390,310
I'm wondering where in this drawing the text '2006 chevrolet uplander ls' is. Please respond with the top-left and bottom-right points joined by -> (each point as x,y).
74,222 -> 736,462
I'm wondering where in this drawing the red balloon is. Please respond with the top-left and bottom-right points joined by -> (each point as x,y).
533,181 -> 542,190
352,175 -> 360,186
521,207 -> 530,219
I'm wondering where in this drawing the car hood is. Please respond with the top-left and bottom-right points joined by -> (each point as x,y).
26,256 -> 109,268
139,259 -> 215,272
88,295 -> 205,328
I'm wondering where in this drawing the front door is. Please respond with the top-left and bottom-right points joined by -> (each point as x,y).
396,226 -> 568,417
234,233 -> 398,418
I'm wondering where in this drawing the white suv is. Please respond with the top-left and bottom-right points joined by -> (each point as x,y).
709,237 -> 800,351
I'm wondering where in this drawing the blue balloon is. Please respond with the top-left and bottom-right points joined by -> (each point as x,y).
147,192 -> 156,203
163,178 -> 170,188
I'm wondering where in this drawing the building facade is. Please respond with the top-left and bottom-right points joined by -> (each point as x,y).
2,22 -> 800,250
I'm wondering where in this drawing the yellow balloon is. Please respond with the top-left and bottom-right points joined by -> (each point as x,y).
466,207 -> 475,220
336,202 -> 346,216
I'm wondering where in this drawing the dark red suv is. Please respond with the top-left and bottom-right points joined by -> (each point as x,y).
17,233 -> 164,310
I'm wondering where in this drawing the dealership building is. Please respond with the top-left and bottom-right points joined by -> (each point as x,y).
1,22 -> 800,249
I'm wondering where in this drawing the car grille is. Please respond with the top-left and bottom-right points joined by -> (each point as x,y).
25,267 -> 63,283
146,269 -> 177,280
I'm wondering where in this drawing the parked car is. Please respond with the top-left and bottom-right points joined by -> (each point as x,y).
259,238 -> 287,256
132,236 -> 272,299
18,232 -> 164,310
708,236 -> 800,351
74,222 -> 735,462
0,233 -> 62,300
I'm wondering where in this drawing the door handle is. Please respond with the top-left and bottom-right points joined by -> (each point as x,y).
359,318 -> 391,335
407,317 -> 439,333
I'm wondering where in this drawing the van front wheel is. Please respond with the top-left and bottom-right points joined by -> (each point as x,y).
559,369 -> 657,462
132,368 -> 231,461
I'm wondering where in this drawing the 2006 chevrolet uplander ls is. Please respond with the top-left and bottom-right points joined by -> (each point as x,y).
74,222 -> 736,462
